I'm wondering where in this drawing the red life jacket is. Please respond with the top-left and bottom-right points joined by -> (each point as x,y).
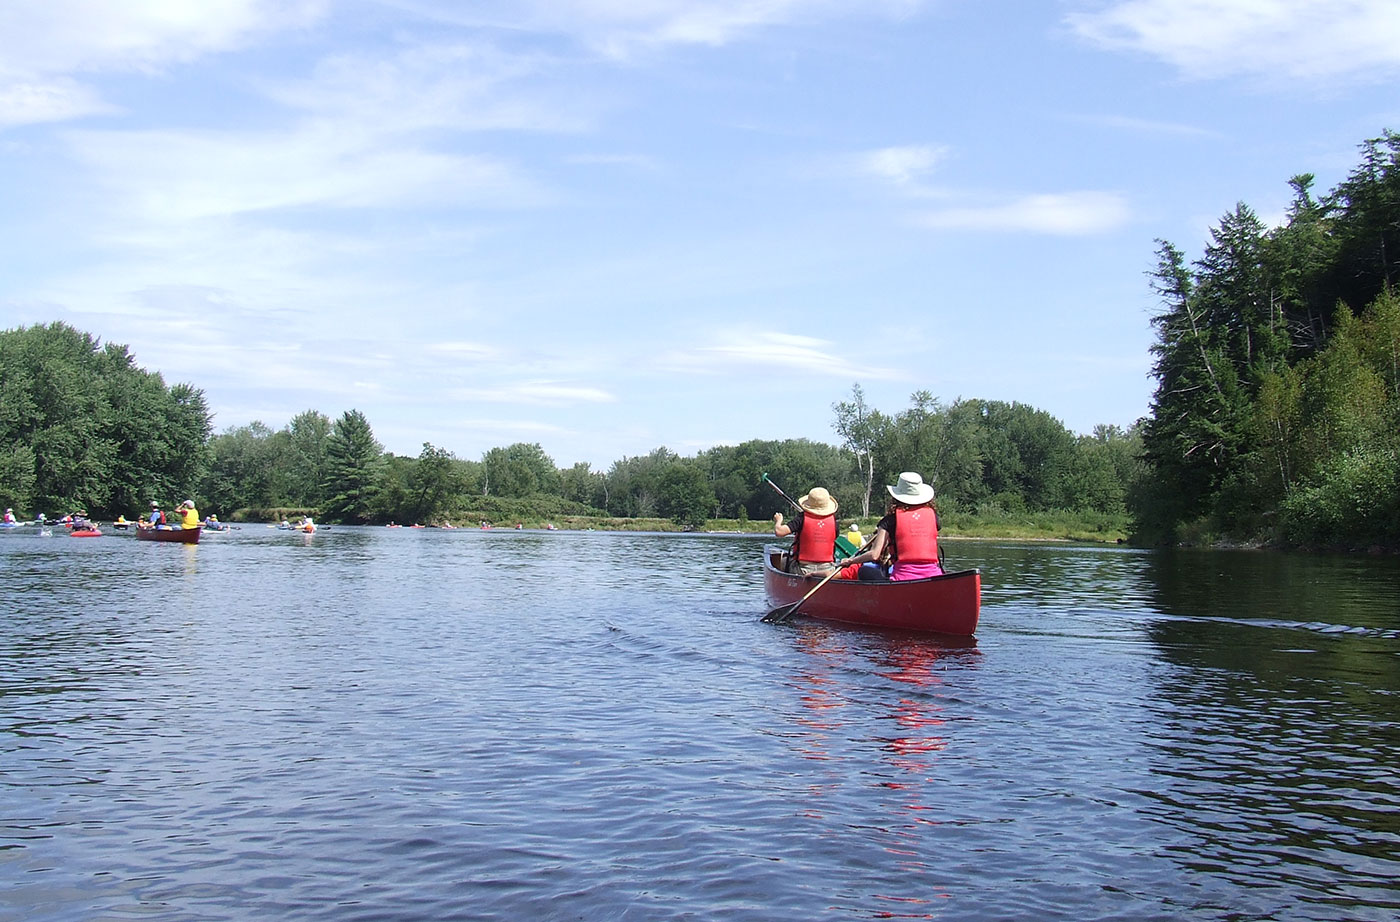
894,506 -> 939,563
795,512 -> 838,562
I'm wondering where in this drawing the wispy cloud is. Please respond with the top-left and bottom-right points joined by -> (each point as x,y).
265,42 -> 593,136
0,79 -> 116,128
660,331 -> 901,379
915,191 -> 1131,235
67,126 -> 547,221
565,152 -> 662,171
859,144 -> 949,186
1067,0 -> 1400,85
1064,113 -> 1219,138
389,0 -> 927,56
426,341 -> 502,360
0,0 -> 327,128
467,382 -> 618,405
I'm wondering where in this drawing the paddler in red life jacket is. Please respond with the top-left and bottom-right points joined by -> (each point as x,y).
772,486 -> 840,577
840,472 -> 944,582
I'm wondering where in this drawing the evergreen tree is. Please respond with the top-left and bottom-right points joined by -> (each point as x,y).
321,410 -> 384,523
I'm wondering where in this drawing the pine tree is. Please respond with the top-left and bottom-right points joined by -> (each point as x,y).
321,410 -> 384,523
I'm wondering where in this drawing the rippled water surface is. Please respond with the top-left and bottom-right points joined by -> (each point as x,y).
3,528 -> 1398,921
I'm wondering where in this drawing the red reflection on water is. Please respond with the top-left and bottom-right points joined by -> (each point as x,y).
785,630 -> 978,906
787,629 -> 978,777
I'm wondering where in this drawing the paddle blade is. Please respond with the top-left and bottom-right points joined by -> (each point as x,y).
761,603 -> 798,624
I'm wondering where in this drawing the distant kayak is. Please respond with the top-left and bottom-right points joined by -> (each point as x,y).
70,528 -> 103,538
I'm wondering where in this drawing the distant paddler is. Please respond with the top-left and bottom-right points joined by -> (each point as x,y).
141,501 -> 167,529
300,516 -> 316,533
173,500 -> 200,530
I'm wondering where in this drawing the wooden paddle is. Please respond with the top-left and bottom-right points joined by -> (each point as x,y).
760,472 -> 801,512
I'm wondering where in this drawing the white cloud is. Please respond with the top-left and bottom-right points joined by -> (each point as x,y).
0,1 -> 326,74
387,0 -> 925,55
1065,113 -> 1218,138
0,1 -> 327,127
661,330 -> 901,379
265,42 -> 593,136
860,144 -> 948,186
445,418 -> 570,435
66,125 -> 547,221
468,382 -> 618,405
426,341 -> 501,360
1067,0 -> 1400,84
915,191 -> 1131,235
0,79 -> 117,128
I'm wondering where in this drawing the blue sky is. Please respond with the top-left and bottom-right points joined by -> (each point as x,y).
3,1 -> 1398,468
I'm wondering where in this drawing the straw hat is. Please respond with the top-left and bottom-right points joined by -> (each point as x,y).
887,472 -> 935,505
797,487 -> 838,516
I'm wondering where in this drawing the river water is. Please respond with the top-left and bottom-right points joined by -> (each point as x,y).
2,527 -> 1398,921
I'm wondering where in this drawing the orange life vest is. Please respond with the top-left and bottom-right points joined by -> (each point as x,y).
894,506 -> 939,564
795,512 -> 838,562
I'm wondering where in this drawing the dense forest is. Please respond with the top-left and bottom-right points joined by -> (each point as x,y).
3,131 -> 1397,548
1134,131 -> 1400,549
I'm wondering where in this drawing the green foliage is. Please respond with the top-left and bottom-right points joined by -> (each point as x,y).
0,322 -> 210,517
482,442 -> 559,498
407,443 -> 469,524
1137,131 -> 1400,547
1278,447 -> 1400,547
657,461 -> 715,529
321,410 -> 384,523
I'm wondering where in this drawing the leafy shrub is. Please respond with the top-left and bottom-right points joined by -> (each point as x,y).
1278,447 -> 1400,547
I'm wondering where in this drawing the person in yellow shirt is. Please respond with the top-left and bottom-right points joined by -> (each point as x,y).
174,500 -> 200,529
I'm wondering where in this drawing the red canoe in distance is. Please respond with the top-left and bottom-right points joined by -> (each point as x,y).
135,526 -> 201,544
70,529 -> 102,537
762,545 -> 980,636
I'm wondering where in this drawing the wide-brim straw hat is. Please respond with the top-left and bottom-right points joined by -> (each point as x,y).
798,487 -> 838,516
887,471 -> 935,505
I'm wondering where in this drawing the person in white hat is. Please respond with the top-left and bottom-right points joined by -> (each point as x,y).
772,485 -> 841,576
840,472 -> 943,581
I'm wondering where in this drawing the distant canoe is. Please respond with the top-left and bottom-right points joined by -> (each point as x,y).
135,526 -> 201,544
763,544 -> 980,635
70,529 -> 103,538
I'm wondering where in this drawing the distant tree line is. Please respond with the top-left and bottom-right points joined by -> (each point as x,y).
172,383 -> 1147,530
0,319 -> 1143,529
1135,130 -> 1400,549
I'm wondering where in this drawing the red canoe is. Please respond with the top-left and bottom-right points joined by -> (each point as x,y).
70,529 -> 102,537
135,526 -> 201,544
763,545 -> 980,635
